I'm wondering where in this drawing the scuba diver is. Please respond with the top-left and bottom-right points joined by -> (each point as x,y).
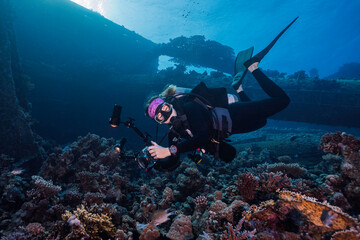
145,17 -> 298,171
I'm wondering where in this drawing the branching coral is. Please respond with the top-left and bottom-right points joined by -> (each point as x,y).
259,172 -> 291,192
221,217 -> 256,240
242,200 -> 276,222
27,175 -> 61,200
236,173 -> 258,201
62,205 -> 116,240
194,196 -> 208,211
319,132 -> 360,157
319,131 -> 360,211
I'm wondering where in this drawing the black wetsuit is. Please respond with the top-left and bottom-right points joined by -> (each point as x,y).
156,68 -> 290,171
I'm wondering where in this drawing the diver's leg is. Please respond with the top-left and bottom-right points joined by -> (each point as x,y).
207,141 -> 236,162
175,87 -> 191,94
218,141 -> 236,162
229,66 -> 290,133
227,94 -> 239,104
237,88 -> 251,102
228,91 -> 252,104
248,63 -> 290,101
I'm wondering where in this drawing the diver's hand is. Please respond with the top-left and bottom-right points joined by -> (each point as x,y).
148,141 -> 171,159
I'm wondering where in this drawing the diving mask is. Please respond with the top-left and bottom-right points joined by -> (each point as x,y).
154,102 -> 173,124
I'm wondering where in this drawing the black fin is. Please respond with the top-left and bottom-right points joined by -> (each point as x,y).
244,16 -> 299,68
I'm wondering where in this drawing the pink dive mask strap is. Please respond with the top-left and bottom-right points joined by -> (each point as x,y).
148,98 -> 164,118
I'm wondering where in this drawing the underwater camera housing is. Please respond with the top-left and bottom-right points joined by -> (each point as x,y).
109,104 -> 156,171
135,143 -> 157,171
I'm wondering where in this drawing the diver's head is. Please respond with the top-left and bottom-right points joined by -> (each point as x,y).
145,97 -> 176,124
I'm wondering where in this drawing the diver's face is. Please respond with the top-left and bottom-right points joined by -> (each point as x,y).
163,108 -> 176,124
154,103 -> 176,124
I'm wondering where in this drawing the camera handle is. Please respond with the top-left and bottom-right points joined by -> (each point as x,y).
122,117 -> 151,143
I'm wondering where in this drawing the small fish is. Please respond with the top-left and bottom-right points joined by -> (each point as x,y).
11,168 -> 25,175
150,209 -> 173,226
321,210 -> 338,228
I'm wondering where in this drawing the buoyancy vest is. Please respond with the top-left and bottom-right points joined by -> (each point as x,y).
167,82 -> 232,158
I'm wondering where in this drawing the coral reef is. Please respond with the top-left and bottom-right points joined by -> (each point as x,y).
278,190 -> 358,231
62,205 -> 116,239
236,173 -> 258,201
319,132 -> 360,212
194,196 -> 208,211
166,214 -> 193,240
0,130 -> 360,239
221,217 -> 256,240
139,224 -> 160,240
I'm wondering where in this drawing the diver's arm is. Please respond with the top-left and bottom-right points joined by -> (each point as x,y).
148,141 -> 171,159
153,131 -> 182,171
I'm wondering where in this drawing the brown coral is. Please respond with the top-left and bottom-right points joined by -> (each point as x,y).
209,200 -> 234,223
319,132 -> 360,157
139,224 -> 160,240
26,222 -> 45,236
159,187 -> 174,209
259,172 -> 291,192
62,204 -> 116,240
221,217 -> 256,240
331,225 -> 360,240
194,195 -> 208,211
167,214 -> 193,240
214,190 -> 223,201
27,175 -> 61,200
266,163 -> 307,178
236,173 -> 258,201
278,190 -> 358,232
